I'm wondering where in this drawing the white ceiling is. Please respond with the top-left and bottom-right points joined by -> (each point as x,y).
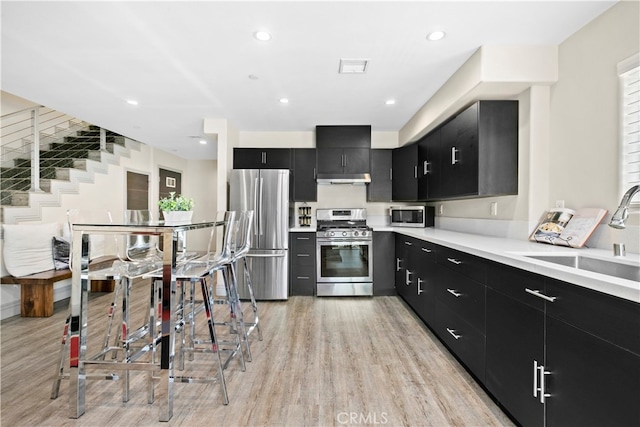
1,1 -> 617,160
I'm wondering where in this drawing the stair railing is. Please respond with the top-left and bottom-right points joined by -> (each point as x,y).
1,107 -> 88,196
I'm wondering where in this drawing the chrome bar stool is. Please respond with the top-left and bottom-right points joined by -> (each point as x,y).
145,210 -> 240,406
231,210 -> 263,343
51,209 -> 162,403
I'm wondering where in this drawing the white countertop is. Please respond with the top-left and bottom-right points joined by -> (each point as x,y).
391,227 -> 640,304
288,225 -> 639,302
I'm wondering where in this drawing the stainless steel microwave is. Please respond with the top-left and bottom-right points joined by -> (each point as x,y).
390,206 -> 435,228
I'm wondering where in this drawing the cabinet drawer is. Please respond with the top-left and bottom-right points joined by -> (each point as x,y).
435,300 -> 486,382
546,278 -> 640,356
487,261 -> 546,312
437,246 -> 487,284
416,240 -> 438,263
291,263 -> 315,278
292,251 -> 314,267
290,275 -> 315,296
437,267 -> 486,333
291,234 -> 315,249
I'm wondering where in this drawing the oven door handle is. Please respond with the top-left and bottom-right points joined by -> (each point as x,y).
317,240 -> 371,246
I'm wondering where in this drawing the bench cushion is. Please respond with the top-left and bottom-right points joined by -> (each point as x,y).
2,223 -> 59,277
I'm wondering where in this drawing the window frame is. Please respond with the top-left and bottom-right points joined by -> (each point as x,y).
618,53 -> 640,206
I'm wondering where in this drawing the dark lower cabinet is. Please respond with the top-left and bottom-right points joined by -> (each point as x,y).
395,236 -> 640,427
435,300 -> 486,381
289,232 -> 316,296
486,288 -> 544,427
373,232 -> 395,296
413,240 -> 438,325
546,317 -> 640,427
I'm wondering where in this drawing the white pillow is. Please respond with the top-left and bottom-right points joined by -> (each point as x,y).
2,222 -> 60,277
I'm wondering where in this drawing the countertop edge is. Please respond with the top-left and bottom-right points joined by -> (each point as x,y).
391,227 -> 640,303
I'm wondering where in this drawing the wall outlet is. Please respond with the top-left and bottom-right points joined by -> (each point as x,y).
490,202 -> 498,216
438,204 -> 444,215
555,200 -> 565,208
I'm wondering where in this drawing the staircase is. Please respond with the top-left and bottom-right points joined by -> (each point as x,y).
1,107 -> 140,224
1,126 -> 127,205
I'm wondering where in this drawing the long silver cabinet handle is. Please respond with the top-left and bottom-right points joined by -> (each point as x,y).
296,237 -> 310,240
447,258 -> 462,265
533,360 -> 539,398
297,276 -> 310,280
296,254 -> 310,257
451,146 -> 459,165
539,364 -> 551,403
396,258 -> 402,271
417,278 -> 424,295
405,270 -> 413,285
446,288 -> 462,298
421,247 -> 432,253
525,288 -> 557,302
405,241 -> 413,246
446,328 -> 461,340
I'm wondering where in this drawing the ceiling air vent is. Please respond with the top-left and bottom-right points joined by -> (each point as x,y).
339,59 -> 368,74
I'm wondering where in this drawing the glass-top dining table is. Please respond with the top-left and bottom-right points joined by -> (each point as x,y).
68,218 -> 222,422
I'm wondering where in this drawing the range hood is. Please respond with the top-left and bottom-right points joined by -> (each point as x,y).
316,173 -> 371,185
315,125 -> 372,185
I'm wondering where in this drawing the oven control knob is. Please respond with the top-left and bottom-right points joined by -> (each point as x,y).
330,231 -> 335,237
342,231 -> 347,237
354,231 -> 359,237
361,231 -> 367,236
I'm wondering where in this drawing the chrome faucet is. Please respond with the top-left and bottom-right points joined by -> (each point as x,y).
609,185 -> 640,229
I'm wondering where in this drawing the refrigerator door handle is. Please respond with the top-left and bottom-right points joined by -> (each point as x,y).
258,177 -> 264,236
253,177 -> 259,236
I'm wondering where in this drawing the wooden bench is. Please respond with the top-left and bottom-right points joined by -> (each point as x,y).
1,256 -> 117,317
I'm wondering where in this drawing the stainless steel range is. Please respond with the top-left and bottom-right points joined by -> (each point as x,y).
316,208 -> 373,296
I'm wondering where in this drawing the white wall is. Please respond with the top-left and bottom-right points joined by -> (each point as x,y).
548,0 -> 639,250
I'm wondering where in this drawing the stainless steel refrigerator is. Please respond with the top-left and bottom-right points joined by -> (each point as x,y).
230,169 -> 289,300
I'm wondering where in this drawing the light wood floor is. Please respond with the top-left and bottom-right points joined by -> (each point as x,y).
1,281 -> 513,426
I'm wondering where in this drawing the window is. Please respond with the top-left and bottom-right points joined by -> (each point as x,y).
619,54 -> 640,204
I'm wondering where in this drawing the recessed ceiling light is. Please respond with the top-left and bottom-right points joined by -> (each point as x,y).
339,59 -> 369,74
279,98 -> 289,104
248,74 -> 259,80
426,31 -> 446,41
385,99 -> 396,105
199,140 -> 207,145
254,31 -> 271,41
126,99 -> 139,106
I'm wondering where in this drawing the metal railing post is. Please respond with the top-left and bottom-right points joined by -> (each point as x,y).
100,127 -> 106,151
30,107 -> 42,192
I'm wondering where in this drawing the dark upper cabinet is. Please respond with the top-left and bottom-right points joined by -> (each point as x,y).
400,100 -> 519,202
367,149 -> 392,202
233,148 -> 291,169
315,125 -> 371,149
316,147 -> 370,174
291,149 -> 317,202
315,125 -> 371,176
392,143 -> 418,201
437,100 -> 518,199
417,129 -> 440,200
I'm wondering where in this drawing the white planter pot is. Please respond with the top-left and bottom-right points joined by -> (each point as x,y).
162,210 -> 193,223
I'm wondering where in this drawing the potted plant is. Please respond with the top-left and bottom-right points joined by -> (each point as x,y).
158,192 -> 194,222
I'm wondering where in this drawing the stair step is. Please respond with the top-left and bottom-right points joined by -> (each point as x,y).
0,190 -> 30,207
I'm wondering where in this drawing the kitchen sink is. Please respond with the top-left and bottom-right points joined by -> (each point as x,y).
525,255 -> 640,282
